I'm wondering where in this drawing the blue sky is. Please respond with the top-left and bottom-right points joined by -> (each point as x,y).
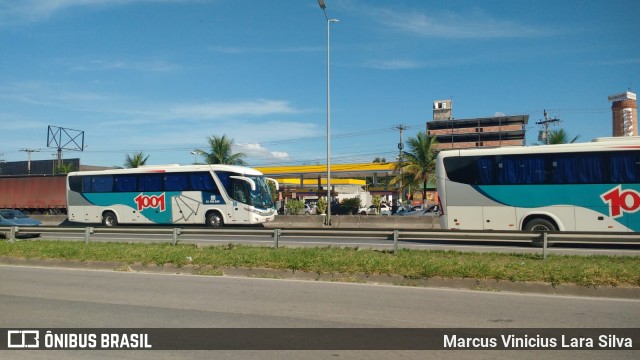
1,0 -> 639,168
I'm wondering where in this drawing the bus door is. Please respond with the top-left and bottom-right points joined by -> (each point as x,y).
226,180 -> 252,224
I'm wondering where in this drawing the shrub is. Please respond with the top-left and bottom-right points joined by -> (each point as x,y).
316,197 -> 327,215
286,199 -> 305,215
340,197 -> 361,215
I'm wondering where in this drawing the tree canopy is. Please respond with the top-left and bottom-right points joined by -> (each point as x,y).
124,152 -> 149,168
199,135 -> 247,166
390,131 -> 438,203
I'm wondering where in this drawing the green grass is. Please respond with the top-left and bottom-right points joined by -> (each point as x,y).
1,240 -> 639,288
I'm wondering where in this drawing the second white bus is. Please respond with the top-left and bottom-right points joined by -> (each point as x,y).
435,137 -> 640,232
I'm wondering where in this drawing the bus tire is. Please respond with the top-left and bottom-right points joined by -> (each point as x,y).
102,211 -> 118,227
524,218 -> 557,232
524,218 -> 557,247
206,211 -> 224,228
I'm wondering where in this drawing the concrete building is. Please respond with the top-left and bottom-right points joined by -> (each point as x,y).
609,91 -> 637,137
427,115 -> 529,150
433,99 -> 453,121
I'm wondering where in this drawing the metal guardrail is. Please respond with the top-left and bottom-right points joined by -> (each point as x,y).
2,226 -> 640,260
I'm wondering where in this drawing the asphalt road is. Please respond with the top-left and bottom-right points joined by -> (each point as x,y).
1,265 -> 638,360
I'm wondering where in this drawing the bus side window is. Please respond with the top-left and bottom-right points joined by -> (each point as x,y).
139,174 -> 163,192
115,175 -> 137,192
69,176 -> 83,192
611,152 -> 640,183
190,172 -> 219,194
165,174 -> 188,191
92,175 -> 114,192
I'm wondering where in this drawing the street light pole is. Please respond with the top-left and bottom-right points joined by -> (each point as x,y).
318,0 -> 338,226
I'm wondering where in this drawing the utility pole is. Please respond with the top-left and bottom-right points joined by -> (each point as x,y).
394,124 -> 409,203
536,110 -> 560,144
20,148 -> 42,175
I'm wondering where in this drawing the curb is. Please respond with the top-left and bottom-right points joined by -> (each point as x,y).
1,256 -> 639,300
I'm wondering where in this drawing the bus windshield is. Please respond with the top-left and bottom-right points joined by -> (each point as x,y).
217,171 -> 274,209
246,175 -> 274,209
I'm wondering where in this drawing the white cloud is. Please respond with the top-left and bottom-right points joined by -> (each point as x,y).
169,100 -> 298,119
211,46 -> 323,54
71,58 -> 180,73
237,143 -> 290,161
270,151 -> 289,159
371,7 -> 555,39
0,0 -> 193,24
366,59 -> 423,70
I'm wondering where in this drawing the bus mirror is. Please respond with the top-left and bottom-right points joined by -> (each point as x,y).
230,176 -> 256,191
266,177 -> 279,190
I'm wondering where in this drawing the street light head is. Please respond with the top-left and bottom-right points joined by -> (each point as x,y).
329,18 -> 339,23
317,0 -> 326,10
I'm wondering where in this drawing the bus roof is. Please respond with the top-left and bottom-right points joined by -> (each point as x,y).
68,164 -> 264,177
437,136 -> 640,158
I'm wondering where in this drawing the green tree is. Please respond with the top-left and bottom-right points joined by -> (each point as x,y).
54,162 -> 75,174
124,152 -> 149,168
200,135 -> 247,165
373,157 -> 387,163
546,129 -> 580,144
391,132 -> 438,205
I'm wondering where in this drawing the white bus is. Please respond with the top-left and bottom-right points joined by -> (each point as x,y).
435,137 -> 640,232
67,164 -> 278,227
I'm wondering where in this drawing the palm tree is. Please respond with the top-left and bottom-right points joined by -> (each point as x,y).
124,151 -> 149,168
546,129 -> 580,144
390,132 -> 438,204
199,135 -> 247,166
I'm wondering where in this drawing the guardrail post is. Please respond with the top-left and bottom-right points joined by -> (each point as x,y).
542,232 -> 548,260
84,227 -> 94,244
9,226 -> 18,243
273,228 -> 281,249
172,228 -> 181,245
393,230 -> 399,255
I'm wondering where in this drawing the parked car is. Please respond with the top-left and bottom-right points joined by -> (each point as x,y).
303,204 -> 317,215
358,204 -> 391,216
396,204 -> 439,216
0,209 -> 42,237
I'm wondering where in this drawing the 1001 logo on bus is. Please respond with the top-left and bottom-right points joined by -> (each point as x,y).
134,193 -> 166,212
601,185 -> 640,218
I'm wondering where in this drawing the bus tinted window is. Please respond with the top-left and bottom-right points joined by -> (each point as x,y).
115,175 -> 137,192
69,176 -> 83,192
164,174 -> 188,191
190,173 -> 217,192
445,150 -> 640,185
92,175 -> 114,192
139,174 -> 163,192
443,157 -> 479,185
497,156 -> 546,184
611,152 -> 640,183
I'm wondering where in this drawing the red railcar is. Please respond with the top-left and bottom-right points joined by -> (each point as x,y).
0,175 -> 67,214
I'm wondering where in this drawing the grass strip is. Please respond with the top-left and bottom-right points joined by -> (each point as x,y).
0,240 -> 638,288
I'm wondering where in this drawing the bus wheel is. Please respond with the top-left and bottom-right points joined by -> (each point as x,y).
524,218 -> 556,247
206,212 -> 223,228
524,218 -> 557,232
102,211 -> 118,227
